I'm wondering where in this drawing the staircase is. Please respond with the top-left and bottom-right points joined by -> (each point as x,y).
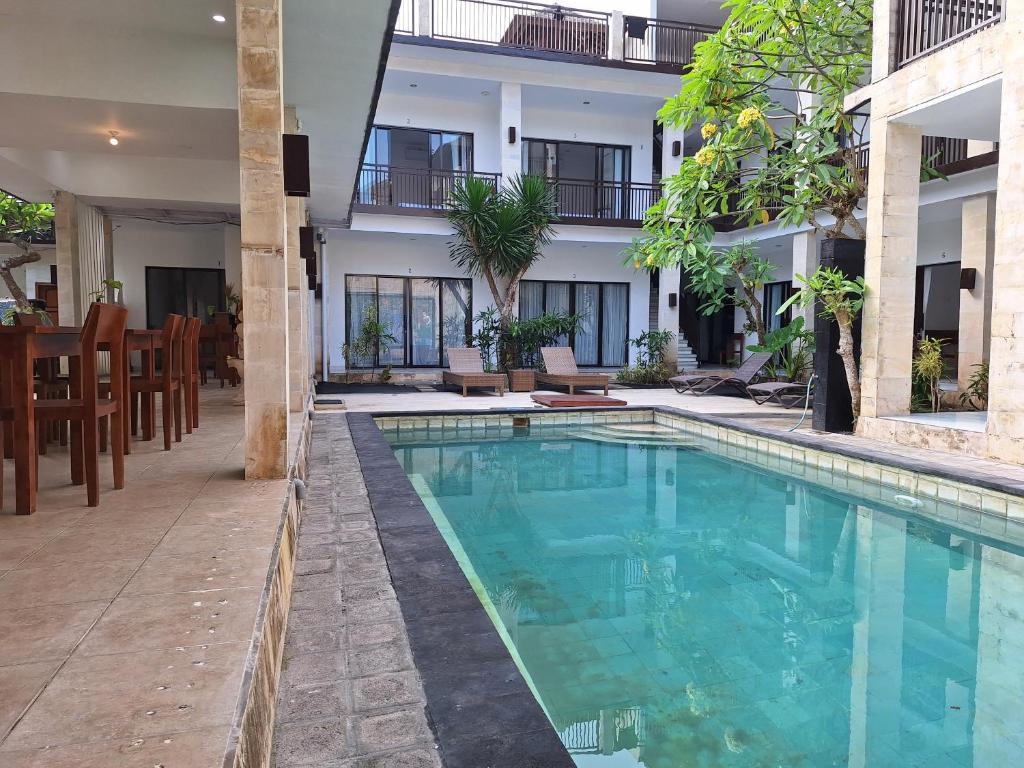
676,334 -> 699,372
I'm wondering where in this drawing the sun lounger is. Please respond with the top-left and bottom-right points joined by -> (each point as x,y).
535,347 -> 609,395
442,347 -> 507,396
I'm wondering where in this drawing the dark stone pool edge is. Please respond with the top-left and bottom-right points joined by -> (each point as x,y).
346,412 -> 576,768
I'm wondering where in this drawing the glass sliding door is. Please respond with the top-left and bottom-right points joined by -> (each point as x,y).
601,283 -> 629,367
441,279 -> 472,366
363,126 -> 474,209
410,279 -> 440,366
345,275 -> 472,368
519,279 -> 630,367
522,138 -> 631,220
377,278 -> 406,367
574,283 -> 600,366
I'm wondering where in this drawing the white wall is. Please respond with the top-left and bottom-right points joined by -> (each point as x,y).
110,219 -> 241,328
373,90 -> 502,173
325,230 -> 647,373
917,216 -> 962,266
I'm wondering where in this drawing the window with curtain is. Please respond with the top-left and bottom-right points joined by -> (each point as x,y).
519,279 -> 629,367
345,275 -> 472,368
762,281 -> 792,334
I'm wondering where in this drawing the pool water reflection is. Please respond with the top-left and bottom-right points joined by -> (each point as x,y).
386,425 -> 1024,767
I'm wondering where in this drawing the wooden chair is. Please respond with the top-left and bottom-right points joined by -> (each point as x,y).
14,311 -> 67,452
131,314 -> 185,451
535,347 -> 610,395
33,302 -> 129,507
182,317 -> 201,432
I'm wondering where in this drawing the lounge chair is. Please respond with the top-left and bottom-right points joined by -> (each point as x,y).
442,347 -> 507,396
535,347 -> 609,395
669,351 -> 773,397
746,379 -> 814,409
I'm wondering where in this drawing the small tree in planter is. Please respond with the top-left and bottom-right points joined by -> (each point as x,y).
618,329 -> 676,385
447,174 -> 556,368
779,267 -> 866,420
1,192 -> 54,311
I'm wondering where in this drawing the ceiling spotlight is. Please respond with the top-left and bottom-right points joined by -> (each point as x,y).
481,90 -> 491,96
212,14 -> 227,23
582,100 -> 591,105
108,131 -> 120,146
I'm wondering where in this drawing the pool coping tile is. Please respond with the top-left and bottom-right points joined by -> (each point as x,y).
346,413 -> 575,768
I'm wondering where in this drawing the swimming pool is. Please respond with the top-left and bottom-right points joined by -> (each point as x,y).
380,412 -> 1024,768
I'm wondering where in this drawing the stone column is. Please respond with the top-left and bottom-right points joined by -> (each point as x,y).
957,194 -> 995,391
415,0 -> 431,37
657,267 -> 680,371
285,106 -> 309,414
237,0 -> 290,479
609,11 -> 624,60
987,10 -> 1024,460
859,117 -> 921,419
871,0 -> 898,82
499,82 -> 523,185
53,190 -> 82,326
791,230 -> 817,330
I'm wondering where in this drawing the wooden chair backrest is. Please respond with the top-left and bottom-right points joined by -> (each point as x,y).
81,302 -> 128,412
540,346 -> 579,375
183,317 -> 201,379
446,347 -> 485,374
159,314 -> 186,385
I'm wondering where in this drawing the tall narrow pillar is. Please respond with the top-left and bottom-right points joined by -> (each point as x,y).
53,190 -> 82,326
285,107 -> 309,413
957,194 -> 995,390
237,0 -> 290,479
661,122 -> 685,180
859,117 -> 921,419
791,230 -> 817,330
657,267 -> 680,371
499,82 -> 523,184
987,10 -> 1024,459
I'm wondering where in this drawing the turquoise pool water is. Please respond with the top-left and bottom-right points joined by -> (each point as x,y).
385,422 -> 1024,767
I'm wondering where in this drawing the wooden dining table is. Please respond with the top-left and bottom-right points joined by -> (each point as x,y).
0,325 -> 162,515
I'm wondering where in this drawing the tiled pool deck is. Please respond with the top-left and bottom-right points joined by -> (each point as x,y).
275,391 -> 1024,767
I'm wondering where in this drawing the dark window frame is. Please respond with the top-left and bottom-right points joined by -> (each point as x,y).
366,125 -> 475,172
144,266 -> 226,329
519,278 -> 630,368
520,137 -> 632,183
344,273 -> 473,369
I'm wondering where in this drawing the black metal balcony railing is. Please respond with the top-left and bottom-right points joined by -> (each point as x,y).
549,178 -> 662,225
895,0 -> 1003,68
395,0 -> 415,34
356,165 -> 501,211
622,16 -> 716,68
431,0 -> 610,58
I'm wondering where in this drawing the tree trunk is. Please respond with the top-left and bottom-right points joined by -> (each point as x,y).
740,282 -> 767,345
0,244 -> 41,310
835,308 -> 860,421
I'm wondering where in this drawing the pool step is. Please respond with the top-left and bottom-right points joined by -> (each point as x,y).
570,424 -> 700,448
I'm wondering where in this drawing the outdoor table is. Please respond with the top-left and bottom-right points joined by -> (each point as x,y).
0,326 -> 82,515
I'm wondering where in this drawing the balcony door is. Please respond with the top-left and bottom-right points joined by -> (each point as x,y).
362,126 -> 473,208
522,138 -> 630,219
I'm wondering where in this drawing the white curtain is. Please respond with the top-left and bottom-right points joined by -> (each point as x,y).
601,284 -> 628,366
545,282 -> 570,346
519,282 -> 544,320
575,283 -> 599,365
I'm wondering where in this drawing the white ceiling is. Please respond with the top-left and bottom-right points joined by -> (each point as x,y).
0,0 -> 237,39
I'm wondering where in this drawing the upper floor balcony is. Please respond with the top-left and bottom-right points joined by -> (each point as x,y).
894,0 -> 1003,69
395,0 -> 718,72
354,164 -> 661,227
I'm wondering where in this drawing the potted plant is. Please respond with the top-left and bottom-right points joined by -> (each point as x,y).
343,304 -> 398,384
617,329 -> 676,387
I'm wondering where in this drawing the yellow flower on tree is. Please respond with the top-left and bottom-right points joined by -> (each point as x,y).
644,255 -> 655,267
700,122 -> 718,140
694,146 -> 717,167
737,106 -> 763,129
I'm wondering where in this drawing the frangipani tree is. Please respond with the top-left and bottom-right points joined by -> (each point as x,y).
1,192 -> 54,310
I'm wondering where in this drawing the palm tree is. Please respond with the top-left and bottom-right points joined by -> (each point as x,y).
446,174 -> 556,333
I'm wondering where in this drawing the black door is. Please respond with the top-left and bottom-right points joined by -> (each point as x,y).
146,267 -> 226,328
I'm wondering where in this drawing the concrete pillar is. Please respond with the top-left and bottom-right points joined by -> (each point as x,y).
53,191 -> 82,326
499,82 -> 523,184
609,11 -> 624,60
236,0 -> 290,479
791,230 -> 817,330
957,194 -> 995,390
415,0 -> 431,37
661,121 -> 685,180
102,216 -> 116,302
657,267 -> 680,371
285,106 -> 309,413
987,11 -> 1024,460
859,118 -> 921,419
871,0 -> 898,82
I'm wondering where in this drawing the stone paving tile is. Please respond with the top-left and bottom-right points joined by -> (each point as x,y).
272,415 -> 438,768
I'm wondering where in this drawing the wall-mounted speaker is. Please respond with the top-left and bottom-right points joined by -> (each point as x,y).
299,226 -> 315,259
508,126 -> 517,144
960,267 -> 978,290
671,140 -> 681,157
308,274 -> 317,291
668,292 -> 677,308
305,252 -> 317,278
283,134 -> 311,197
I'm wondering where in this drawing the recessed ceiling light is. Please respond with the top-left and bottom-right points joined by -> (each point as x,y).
582,100 -> 591,105
108,131 -> 120,146
212,14 -> 227,23
481,90 -> 490,96
409,83 -> 418,88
